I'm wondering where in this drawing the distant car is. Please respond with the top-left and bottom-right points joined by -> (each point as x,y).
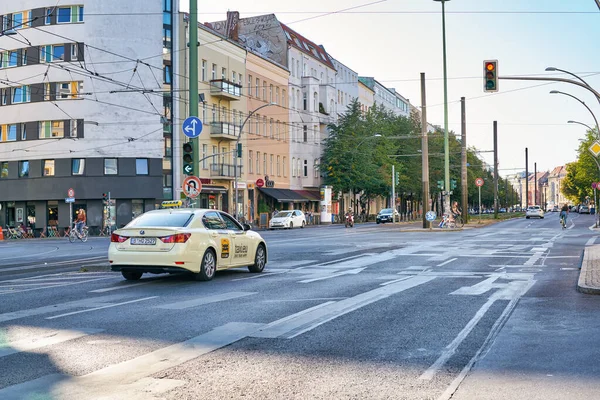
580,205 -> 590,214
552,206 -> 559,212
376,208 -> 400,224
269,210 -> 306,229
499,208 -> 507,213
525,205 -> 544,219
109,208 -> 268,281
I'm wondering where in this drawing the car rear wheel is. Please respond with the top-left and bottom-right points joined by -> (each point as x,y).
289,222 -> 293,229
526,216 -> 530,219
195,249 -> 216,281
122,271 -> 143,281
301,221 -> 305,228
248,244 -> 266,273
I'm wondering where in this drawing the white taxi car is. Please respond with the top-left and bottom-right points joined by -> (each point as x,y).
109,208 -> 267,281
269,210 -> 306,229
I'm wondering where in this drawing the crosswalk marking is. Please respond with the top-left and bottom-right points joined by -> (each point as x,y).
0,328 -> 103,358
46,297 -> 158,320
155,291 -> 256,310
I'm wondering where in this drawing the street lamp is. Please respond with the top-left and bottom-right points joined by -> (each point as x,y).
434,0 -> 451,216
234,102 -> 276,220
549,90 -> 600,136
568,120 -> 594,132
546,66 -> 600,105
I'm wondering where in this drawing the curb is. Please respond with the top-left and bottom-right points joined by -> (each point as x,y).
577,246 -> 600,295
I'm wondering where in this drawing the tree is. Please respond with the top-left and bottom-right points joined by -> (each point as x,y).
562,130 -> 599,203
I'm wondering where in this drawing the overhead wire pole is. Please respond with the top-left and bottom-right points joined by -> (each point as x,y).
421,73 -> 430,228
525,148 -> 529,207
461,96 -> 468,224
493,121 -> 499,219
189,0 -> 199,207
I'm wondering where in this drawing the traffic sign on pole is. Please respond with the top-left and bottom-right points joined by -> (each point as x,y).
256,179 -> 265,188
182,116 -> 203,138
183,176 -> 202,198
425,211 -> 436,222
67,188 -> 75,198
475,177 -> 484,187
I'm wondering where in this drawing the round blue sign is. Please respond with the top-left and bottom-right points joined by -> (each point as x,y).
425,211 -> 437,222
182,116 -> 203,138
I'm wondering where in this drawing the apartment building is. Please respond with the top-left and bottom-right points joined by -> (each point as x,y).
358,79 -> 375,115
331,56 -> 358,119
177,14 -> 247,214
0,0 -> 166,233
358,77 -> 410,117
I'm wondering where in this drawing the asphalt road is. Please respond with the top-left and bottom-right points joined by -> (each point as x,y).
0,212 -> 598,400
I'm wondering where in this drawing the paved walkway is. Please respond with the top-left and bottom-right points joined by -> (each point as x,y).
578,244 -> 600,295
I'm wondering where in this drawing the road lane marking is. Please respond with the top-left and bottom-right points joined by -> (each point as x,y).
586,237 -> 597,246
0,328 -> 103,358
0,323 -> 263,400
46,296 -> 158,319
0,256 -> 107,273
155,291 -> 257,310
437,258 -> 457,267
232,270 -> 291,281
0,277 -> 114,295
298,267 -> 366,283
252,275 -> 435,339
89,281 -> 153,293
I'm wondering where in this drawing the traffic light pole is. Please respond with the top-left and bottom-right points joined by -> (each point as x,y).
392,164 -> 396,224
189,0 -> 199,207
421,73 -> 430,229
493,121 -> 499,219
461,97 -> 468,224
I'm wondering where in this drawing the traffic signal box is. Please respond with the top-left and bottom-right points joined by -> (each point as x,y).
484,60 -> 498,92
183,142 -> 194,176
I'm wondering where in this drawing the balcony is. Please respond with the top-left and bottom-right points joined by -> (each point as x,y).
210,79 -> 242,100
210,121 -> 240,140
210,163 -> 242,180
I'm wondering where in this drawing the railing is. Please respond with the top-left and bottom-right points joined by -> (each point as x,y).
210,121 -> 240,138
209,163 -> 242,178
210,79 -> 242,98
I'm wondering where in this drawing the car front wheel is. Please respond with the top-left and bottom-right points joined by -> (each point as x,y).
248,244 -> 266,273
195,249 -> 216,281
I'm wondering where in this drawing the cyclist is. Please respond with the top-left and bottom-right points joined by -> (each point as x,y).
559,203 -> 569,228
451,201 -> 462,223
74,208 -> 87,238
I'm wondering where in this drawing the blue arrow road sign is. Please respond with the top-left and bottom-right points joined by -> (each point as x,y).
425,211 -> 437,222
182,116 -> 203,138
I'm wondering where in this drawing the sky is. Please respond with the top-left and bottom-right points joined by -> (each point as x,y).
180,0 -> 600,177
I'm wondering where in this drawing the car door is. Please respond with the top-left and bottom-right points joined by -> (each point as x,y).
292,210 -> 302,227
202,211 -> 233,268
219,212 -> 252,266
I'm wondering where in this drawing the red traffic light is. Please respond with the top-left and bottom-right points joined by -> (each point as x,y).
485,62 -> 495,71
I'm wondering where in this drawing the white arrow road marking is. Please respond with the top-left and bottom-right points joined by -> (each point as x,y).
298,267 -> 366,283
0,328 -> 103,358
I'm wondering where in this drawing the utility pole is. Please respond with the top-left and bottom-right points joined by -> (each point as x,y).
189,0 -> 199,207
493,121 -> 499,219
461,97 -> 468,224
421,73 -> 430,228
392,164 -> 396,224
534,162 -> 537,206
525,148 -> 529,207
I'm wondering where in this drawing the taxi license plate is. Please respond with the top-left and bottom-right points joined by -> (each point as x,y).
130,238 -> 156,245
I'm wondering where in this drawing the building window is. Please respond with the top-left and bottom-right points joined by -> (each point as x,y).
53,45 -> 64,61
201,60 -> 207,81
164,65 -> 172,84
255,78 -> 260,97
8,51 -> 18,67
249,150 -> 253,174
269,84 -> 273,102
269,119 -> 273,138
104,158 -> 118,175
1,125 -> 18,142
313,92 -> 318,111
78,5 -> 84,22
282,89 -> 286,107
57,7 -> 72,23
263,80 -> 267,100
211,104 -> 216,122
277,155 -> 280,176
202,144 -> 207,169
136,158 -> 149,175
19,161 -> 29,178
72,158 -> 85,175
45,8 -> 53,25
303,125 -> 307,142
298,159 -> 302,178
211,64 -> 216,80
39,121 -> 64,139
221,67 -> 226,79
283,157 -> 286,177
314,159 -> 319,178
292,157 -> 296,177
248,75 -> 252,96
256,151 -> 261,174
263,153 -> 267,175
22,49 -> 28,65
21,123 -> 26,140
276,121 -> 280,140
69,120 -> 78,138
303,92 -> 307,110
0,161 -> 8,178
43,160 -> 55,176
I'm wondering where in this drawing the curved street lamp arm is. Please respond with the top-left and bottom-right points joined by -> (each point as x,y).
552,91 -> 600,135
547,67 -> 600,108
568,120 -> 594,132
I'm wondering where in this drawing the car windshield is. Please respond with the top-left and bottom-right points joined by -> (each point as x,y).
126,212 -> 194,228
380,209 -> 393,214
276,211 -> 293,218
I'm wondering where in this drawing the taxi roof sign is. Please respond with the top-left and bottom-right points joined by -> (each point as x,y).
161,200 -> 183,208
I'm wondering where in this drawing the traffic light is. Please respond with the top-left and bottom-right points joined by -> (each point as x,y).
237,142 -> 242,158
484,60 -> 498,92
102,192 -> 109,205
394,171 -> 399,185
451,179 -> 457,190
183,142 -> 194,176
437,180 -> 444,189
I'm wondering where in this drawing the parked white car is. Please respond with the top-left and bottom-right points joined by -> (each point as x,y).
269,210 -> 306,229
525,205 -> 544,219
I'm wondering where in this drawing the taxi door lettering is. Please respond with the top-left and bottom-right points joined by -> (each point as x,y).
221,238 -> 230,258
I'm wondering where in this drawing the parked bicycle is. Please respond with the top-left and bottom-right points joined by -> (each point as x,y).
68,225 -> 89,242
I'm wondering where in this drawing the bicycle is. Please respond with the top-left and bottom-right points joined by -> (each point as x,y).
439,214 -> 463,229
560,213 -> 567,229
69,225 -> 89,243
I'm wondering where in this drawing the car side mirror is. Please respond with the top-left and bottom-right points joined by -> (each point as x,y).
243,223 -> 252,231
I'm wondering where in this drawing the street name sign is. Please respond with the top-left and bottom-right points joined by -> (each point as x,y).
65,198 -> 75,203
182,116 -> 203,139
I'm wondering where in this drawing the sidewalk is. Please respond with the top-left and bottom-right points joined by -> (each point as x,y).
578,245 -> 600,295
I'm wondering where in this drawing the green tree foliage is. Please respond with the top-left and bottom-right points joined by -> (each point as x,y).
321,99 -> 507,209
562,130 -> 598,203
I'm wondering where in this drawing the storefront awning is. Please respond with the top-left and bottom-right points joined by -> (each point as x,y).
294,190 -> 321,202
201,185 -> 228,194
258,188 -> 308,203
